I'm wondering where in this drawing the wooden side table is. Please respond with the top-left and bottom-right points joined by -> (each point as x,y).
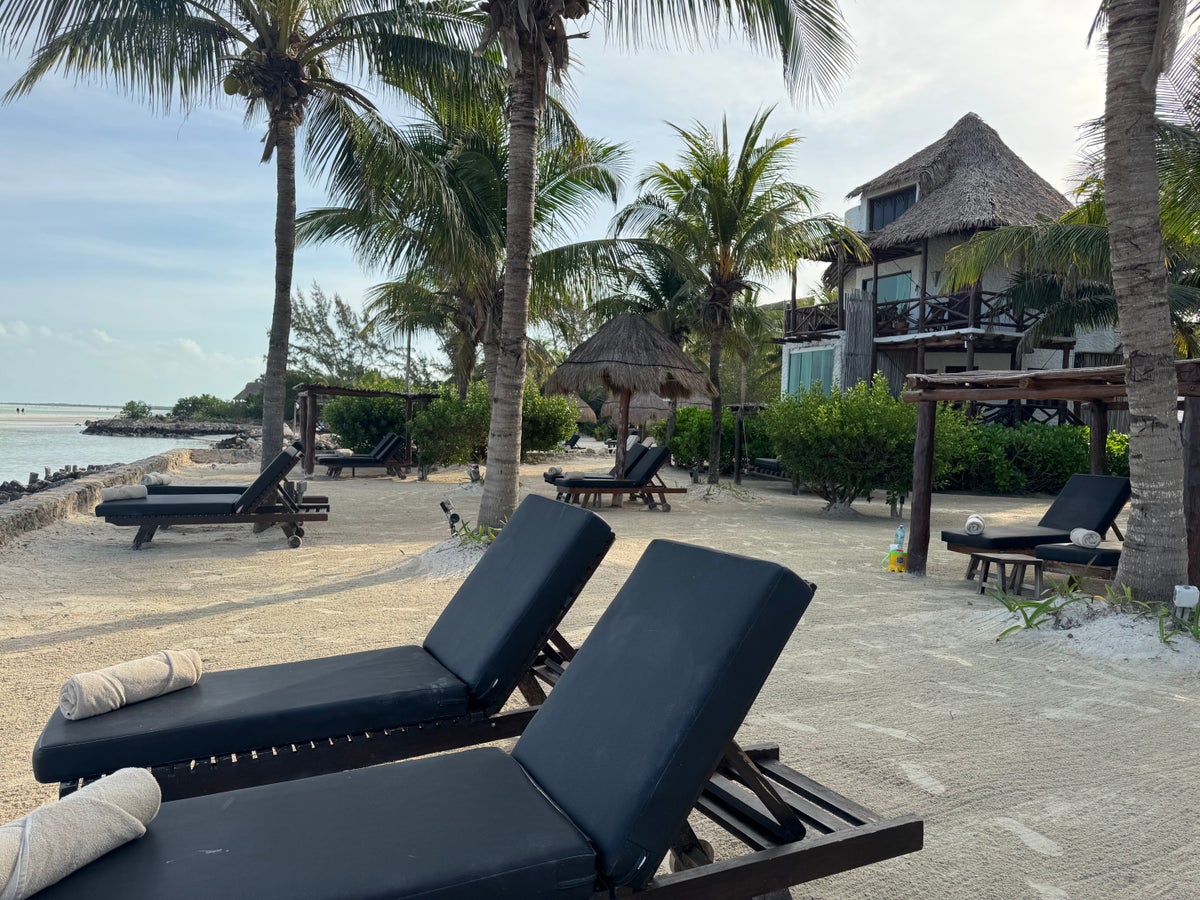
970,551 -> 1044,599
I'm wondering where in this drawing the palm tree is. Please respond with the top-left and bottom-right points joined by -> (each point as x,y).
296,90 -> 626,402
0,1 -> 484,469
942,5 -> 1195,597
943,183 -> 1200,357
471,0 -> 855,526
612,109 -> 868,483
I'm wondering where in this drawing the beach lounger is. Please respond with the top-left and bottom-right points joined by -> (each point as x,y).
146,444 -> 330,511
543,441 -> 647,486
30,540 -> 922,899
314,431 -> 406,478
34,495 -> 614,801
556,445 -> 686,511
94,444 -> 328,549
940,474 -> 1130,575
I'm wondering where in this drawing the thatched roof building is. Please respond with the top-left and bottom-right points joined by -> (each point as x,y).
848,112 -> 1070,250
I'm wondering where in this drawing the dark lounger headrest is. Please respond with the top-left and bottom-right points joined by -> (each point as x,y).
423,495 -> 614,713
1038,474 -> 1131,532
623,444 -> 669,485
513,539 -> 815,889
234,444 -> 302,514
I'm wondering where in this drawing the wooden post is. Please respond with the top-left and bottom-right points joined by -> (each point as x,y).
1185,396 -> 1200,583
870,257 -> 879,373
965,334 -> 976,371
733,408 -> 744,486
918,238 -> 929,333
907,401 -> 936,576
1089,401 -> 1109,475
916,341 -> 926,376
303,391 -> 318,475
968,281 -> 981,329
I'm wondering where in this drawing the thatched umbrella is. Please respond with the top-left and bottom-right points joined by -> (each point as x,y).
572,394 -> 598,425
600,393 -> 670,433
545,314 -> 714,476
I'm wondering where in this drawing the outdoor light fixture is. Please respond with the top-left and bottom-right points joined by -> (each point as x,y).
439,500 -> 462,536
1173,584 -> 1199,624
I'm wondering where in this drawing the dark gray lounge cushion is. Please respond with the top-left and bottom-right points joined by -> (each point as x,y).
940,524 -> 1073,551
95,494 -> 242,518
424,494 -> 614,713
35,748 -> 596,900
233,443 -> 303,513
544,443 -> 647,484
33,646 -> 468,782
556,445 -> 668,489
314,432 -> 400,466
513,539 -> 815,889
1036,541 -> 1122,568
942,474 -> 1130,551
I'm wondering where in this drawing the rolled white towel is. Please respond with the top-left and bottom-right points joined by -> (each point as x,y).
0,768 -> 160,900
99,484 -> 147,502
547,466 -> 562,476
335,448 -> 354,457
138,472 -> 171,486
59,649 -> 203,721
1070,528 -> 1102,549
964,514 -> 986,535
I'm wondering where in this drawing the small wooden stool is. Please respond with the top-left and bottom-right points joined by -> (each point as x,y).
969,551 -> 1044,599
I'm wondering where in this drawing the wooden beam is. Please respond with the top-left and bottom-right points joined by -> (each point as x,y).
907,401 -> 936,576
1089,401 -> 1109,475
904,385 -> 1131,403
1186,397 -> 1200,584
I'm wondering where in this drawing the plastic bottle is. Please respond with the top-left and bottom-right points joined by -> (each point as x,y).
893,524 -> 905,550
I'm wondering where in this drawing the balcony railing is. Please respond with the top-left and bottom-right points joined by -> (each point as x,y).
783,290 -> 1038,341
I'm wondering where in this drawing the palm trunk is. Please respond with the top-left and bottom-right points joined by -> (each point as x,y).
706,322 -> 726,485
478,53 -> 539,528
1105,0 -> 1187,600
261,118 -> 297,471
482,339 -> 500,407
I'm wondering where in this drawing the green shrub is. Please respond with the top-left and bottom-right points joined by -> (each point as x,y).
171,393 -> 248,422
650,407 -> 773,474
409,385 -> 490,467
322,390 -> 413,453
1105,431 -> 1130,476
522,390 -> 577,455
120,400 -> 152,420
408,383 -> 574,467
760,375 -> 967,511
761,375 -> 916,510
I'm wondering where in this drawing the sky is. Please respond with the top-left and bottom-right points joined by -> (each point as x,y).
0,0 -> 1109,407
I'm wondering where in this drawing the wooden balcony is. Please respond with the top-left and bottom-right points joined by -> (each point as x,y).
782,291 -> 1041,344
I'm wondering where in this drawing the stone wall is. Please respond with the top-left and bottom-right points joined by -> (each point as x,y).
0,450 -> 192,552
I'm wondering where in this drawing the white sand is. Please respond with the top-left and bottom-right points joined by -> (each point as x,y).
1,456 -> 1197,898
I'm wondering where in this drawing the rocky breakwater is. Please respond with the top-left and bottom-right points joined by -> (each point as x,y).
0,463 -> 121,505
82,417 -> 258,439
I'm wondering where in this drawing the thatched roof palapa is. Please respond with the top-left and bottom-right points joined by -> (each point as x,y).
544,314 -> 714,400
572,394 -> 598,424
546,314 -> 714,479
848,113 -> 1071,249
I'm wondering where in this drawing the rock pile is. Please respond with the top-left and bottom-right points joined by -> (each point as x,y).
82,418 -> 256,438
0,463 -> 120,505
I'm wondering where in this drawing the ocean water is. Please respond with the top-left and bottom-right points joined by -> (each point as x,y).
0,404 -> 222,485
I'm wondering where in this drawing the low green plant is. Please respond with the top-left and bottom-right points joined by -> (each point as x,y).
120,400 -> 152,420
988,586 -> 1092,640
457,521 -> 499,546
651,407 -> 772,474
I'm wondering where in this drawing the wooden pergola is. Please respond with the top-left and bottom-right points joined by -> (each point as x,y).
902,360 -> 1200,578
294,384 -> 437,476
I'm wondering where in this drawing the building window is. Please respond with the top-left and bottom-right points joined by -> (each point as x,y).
863,272 -> 913,302
868,186 -> 917,231
787,348 -> 834,395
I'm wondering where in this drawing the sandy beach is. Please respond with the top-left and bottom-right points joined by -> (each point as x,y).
1,448 -> 1197,898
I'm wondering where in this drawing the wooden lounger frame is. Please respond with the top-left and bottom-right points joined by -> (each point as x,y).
558,474 -> 688,512
619,741 -> 923,898
58,631 -> 577,801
